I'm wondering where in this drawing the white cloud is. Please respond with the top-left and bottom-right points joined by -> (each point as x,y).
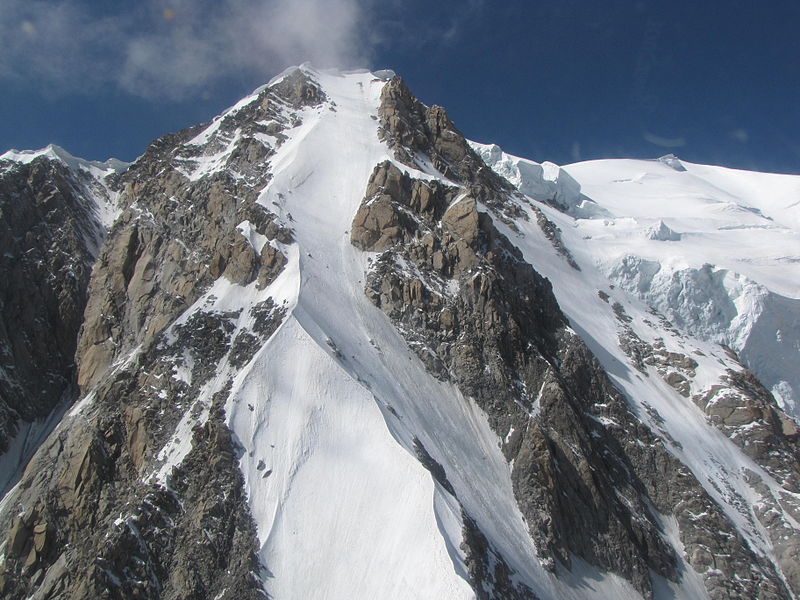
0,1 -> 121,90
642,130 -> 687,149
730,129 -> 749,143
369,0 -> 484,53
0,0 -> 370,100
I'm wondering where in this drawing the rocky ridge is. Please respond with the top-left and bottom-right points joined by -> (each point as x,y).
0,69 -> 320,598
349,77 -> 799,598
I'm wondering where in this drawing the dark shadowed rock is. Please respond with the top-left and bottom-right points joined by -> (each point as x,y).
0,155 -> 115,461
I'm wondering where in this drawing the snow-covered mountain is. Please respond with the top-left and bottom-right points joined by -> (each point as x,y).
475,144 -> 800,419
0,65 -> 797,600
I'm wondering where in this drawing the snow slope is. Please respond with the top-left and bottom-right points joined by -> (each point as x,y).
471,145 -> 799,595
6,66 -> 794,599
564,158 -> 800,418
495,199 -> 797,581
231,66 -> 706,600
137,66 -> 697,599
226,67 -> 537,599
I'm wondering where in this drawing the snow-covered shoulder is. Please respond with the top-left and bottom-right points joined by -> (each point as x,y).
469,140 -> 606,218
1,143 -> 129,177
536,156 -> 800,417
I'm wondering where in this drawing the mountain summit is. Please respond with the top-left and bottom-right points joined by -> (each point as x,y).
0,65 -> 797,600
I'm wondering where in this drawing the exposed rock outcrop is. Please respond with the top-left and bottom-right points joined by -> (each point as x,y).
613,298 -> 800,593
75,76 -> 303,392
2,67 -> 797,600
377,78 -> 523,224
0,378 -> 266,600
0,155 -> 115,463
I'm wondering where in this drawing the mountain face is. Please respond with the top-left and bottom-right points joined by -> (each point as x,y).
0,66 -> 797,600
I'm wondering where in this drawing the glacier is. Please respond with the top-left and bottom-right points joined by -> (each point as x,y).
476,144 -> 800,419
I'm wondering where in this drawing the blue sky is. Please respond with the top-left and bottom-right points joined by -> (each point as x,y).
1,0 -> 798,173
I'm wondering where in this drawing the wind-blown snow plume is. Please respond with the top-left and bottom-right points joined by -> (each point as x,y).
0,0 -> 369,99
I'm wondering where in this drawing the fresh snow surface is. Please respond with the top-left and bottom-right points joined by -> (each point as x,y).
12,65 -> 792,598
479,146 -> 799,419
225,67 -> 481,600
226,66 -> 661,600
563,158 -> 800,298
471,141 -> 600,218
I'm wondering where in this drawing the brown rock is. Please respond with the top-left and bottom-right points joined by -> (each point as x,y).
664,371 -> 691,397
222,231 -> 258,285
33,522 -> 50,554
257,244 -> 288,289
7,514 -> 32,556
23,546 -> 39,569
126,406 -> 148,473
442,196 -> 479,245
439,308 -> 456,330
350,195 -> 403,251
0,156 -> 111,451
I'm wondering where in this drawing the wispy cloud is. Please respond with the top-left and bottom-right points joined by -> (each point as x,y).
368,0 -> 484,55
438,0 -> 485,46
0,0 -> 370,100
642,130 -> 686,149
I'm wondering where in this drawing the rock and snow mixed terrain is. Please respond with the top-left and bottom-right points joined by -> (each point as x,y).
0,65 -> 797,600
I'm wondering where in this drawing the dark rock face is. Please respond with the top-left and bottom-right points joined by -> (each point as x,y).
703,369 -> 799,483
351,76 -> 795,600
355,161 -> 680,596
75,74 -> 303,393
378,78 -> 522,222
614,302 -> 800,593
0,379 -> 266,600
0,157 -> 111,457
351,160 -> 457,252
76,176 -> 291,393
461,513 -> 539,600
89,391 -> 266,600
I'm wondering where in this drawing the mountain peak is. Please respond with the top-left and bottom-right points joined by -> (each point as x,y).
0,66 -> 798,600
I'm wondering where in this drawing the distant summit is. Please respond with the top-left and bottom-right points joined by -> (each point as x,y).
657,153 -> 687,171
